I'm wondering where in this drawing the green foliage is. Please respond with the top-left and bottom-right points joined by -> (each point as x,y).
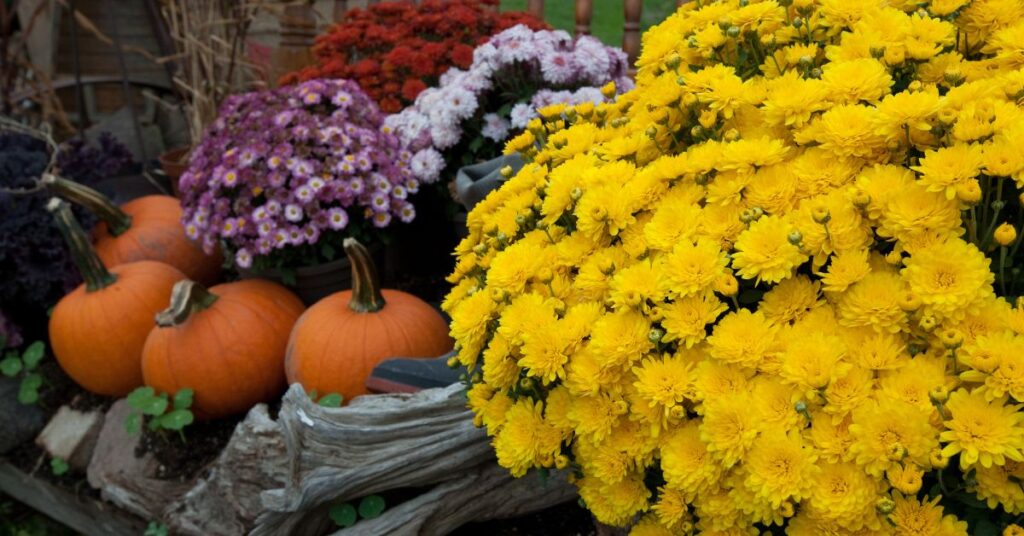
49,457 -> 69,476
124,387 -> 195,438
0,340 -> 46,405
144,521 -> 169,536
308,390 -> 344,408
330,495 -> 385,528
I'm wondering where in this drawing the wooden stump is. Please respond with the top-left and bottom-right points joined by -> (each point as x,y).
82,383 -> 576,535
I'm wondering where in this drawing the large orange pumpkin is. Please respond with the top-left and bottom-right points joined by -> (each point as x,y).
285,238 -> 453,402
47,198 -> 184,396
142,279 -> 304,419
46,175 -> 221,284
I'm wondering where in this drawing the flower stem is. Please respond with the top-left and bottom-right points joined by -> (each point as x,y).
47,198 -> 118,292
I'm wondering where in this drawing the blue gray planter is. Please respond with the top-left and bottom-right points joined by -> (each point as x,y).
454,153 -> 525,212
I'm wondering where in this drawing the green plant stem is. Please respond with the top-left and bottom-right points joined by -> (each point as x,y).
344,238 -> 386,313
43,174 -> 133,236
1000,246 -> 1008,296
47,198 -> 118,292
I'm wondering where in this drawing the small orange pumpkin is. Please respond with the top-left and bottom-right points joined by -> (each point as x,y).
142,279 -> 304,419
47,198 -> 184,396
46,175 -> 221,284
285,238 -> 453,402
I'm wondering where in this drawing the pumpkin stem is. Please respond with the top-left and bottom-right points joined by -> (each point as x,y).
343,238 -> 385,313
47,197 -> 118,292
43,173 -> 133,236
155,280 -> 219,327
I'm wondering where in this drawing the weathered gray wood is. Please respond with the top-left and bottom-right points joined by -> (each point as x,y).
252,383 -> 576,535
166,404 -> 289,535
333,464 -> 575,536
0,462 -> 147,536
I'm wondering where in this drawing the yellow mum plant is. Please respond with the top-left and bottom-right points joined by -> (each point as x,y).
444,0 -> 1024,533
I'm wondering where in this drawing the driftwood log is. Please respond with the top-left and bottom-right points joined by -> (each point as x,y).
82,383 -> 575,535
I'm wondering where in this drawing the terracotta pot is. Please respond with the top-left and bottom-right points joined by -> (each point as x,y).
240,257 -> 353,306
158,146 -> 190,198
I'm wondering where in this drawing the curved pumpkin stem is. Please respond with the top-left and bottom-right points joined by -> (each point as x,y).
343,238 -> 385,313
156,280 -> 220,327
43,173 -> 133,236
47,197 -> 118,292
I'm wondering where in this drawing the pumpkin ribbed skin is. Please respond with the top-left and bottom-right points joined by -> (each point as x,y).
141,279 -> 304,419
49,260 -> 184,396
285,287 -> 453,401
93,195 -> 221,285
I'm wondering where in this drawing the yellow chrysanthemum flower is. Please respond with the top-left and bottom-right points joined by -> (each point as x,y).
940,388 -> 1024,470
731,216 -> 808,284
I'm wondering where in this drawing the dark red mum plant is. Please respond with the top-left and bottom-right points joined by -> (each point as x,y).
280,0 -> 547,113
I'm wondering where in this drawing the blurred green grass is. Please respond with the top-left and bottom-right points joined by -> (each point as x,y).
500,0 -> 680,47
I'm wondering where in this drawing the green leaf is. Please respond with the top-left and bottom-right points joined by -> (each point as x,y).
144,521 -> 168,536
309,389 -> 319,401
127,387 -> 157,410
329,503 -> 357,528
21,341 -> 45,370
127,388 -> 169,416
322,243 -> 336,261
124,413 -> 142,435
18,373 -> 42,405
0,334 -> 6,349
970,518 -> 1000,536
281,268 -> 297,287
46,306 -> 55,318
358,495 -> 385,520
0,356 -> 22,377
157,409 -> 194,431
318,393 -> 343,408
468,137 -> 484,153
172,388 -> 194,410
50,457 -> 69,476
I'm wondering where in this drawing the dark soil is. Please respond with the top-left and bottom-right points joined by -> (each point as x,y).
454,501 -> 596,536
135,414 -> 240,482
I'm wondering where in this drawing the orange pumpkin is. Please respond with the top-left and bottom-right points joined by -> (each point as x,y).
285,238 -> 453,402
142,279 -> 304,419
46,175 -> 221,284
47,198 -> 184,396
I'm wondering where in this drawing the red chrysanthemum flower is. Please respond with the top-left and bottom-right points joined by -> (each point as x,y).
282,0 -> 548,110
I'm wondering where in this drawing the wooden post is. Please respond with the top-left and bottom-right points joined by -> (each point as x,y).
270,0 -> 317,86
623,0 -> 642,66
333,0 -> 347,22
574,0 -> 592,36
527,0 -> 544,18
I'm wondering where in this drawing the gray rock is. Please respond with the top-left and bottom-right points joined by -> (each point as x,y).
0,377 -> 46,454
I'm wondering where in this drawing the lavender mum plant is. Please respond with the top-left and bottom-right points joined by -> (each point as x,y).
180,79 -> 420,273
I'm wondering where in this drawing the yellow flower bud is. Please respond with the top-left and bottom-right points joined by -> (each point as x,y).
811,206 -> 831,224
600,81 -> 617,99
682,93 -> 698,107
1004,524 -> 1024,536
537,268 -> 554,284
919,315 -> 937,331
886,442 -> 907,461
699,109 -> 718,129
723,128 -> 740,141
554,454 -> 569,469
929,385 -> 949,404
995,223 -> 1018,246
876,497 -> 896,514
929,448 -> 950,469
715,274 -> 739,296
940,328 -> 963,349
898,292 -> 921,312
